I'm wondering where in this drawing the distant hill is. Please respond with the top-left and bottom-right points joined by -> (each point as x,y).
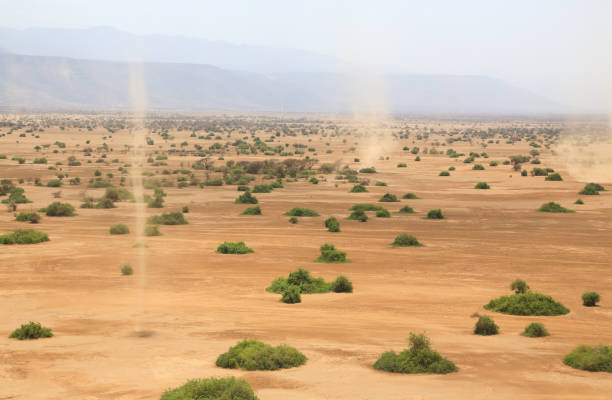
0,53 -> 561,114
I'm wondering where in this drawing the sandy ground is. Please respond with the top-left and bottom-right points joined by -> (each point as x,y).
1,117 -> 612,399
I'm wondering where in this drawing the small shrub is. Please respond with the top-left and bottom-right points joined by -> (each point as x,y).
563,345 -> 612,373
15,212 -> 40,224
182,206 -> 189,213
350,184 -> 368,193
121,264 -> 134,275
45,202 -> 75,216
472,314 -> 499,335
376,208 -> 390,218
9,322 -> 53,340
144,225 -> 162,236
379,193 -> 399,202
216,339 -> 307,370
359,167 -> 376,173
402,193 -> 419,199
0,229 -> 49,244
398,205 -> 415,214
545,173 -> 563,181
46,179 -> 63,187
375,181 -> 387,186
397,163 -> 407,168
575,198 -> 584,204
289,216 -> 298,224
392,234 -> 422,247
474,182 -> 490,189
439,170 -> 450,176
242,206 -> 262,215
373,333 -> 457,374
285,207 -> 319,216
147,211 -> 188,225
331,276 -> 353,293
316,243 -> 348,263
348,209 -> 368,222
160,377 -> 258,400
511,279 -> 530,294
217,241 -> 253,254
110,224 -> 130,235
538,202 -> 574,213
484,287 -> 569,316
582,292 -> 600,307
252,184 -> 271,193
235,191 -> 258,204
426,209 -> 444,219
267,268 -> 330,294
472,164 -> 485,170
281,285 -> 302,303
579,183 -> 605,195
522,322 -> 549,337
325,217 -> 340,232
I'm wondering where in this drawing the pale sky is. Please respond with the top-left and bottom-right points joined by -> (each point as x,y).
2,0 -> 612,111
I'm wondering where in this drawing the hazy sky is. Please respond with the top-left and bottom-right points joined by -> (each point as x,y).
3,0 -> 612,111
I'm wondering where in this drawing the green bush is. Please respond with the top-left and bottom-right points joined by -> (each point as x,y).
538,202 -> 574,213
575,198 -> 584,205
289,216 -> 298,224
376,208 -> 390,218
347,209 -> 368,221
582,292 -> 600,307
331,276 -> 353,293
350,204 -> 383,212
359,167 -> 376,173
9,322 -> 53,340
426,209 -> 444,219
350,184 -> 368,193
285,207 -> 319,216
95,198 -> 116,209
46,179 -> 63,187
545,173 -> 563,181
392,234 -> 422,247
484,287 -> 569,316
147,211 -> 188,225
281,285 -> 302,303
267,268 -> 330,294
522,322 -> 549,337
182,206 -> 189,213
579,183 -> 605,195
160,377 -> 259,400
473,164 -> 485,170
402,193 -> 419,199
217,241 -> 254,254
235,191 -> 258,204
563,345 -> 612,373
104,187 -> 134,201
397,163 -> 407,168
121,264 -> 134,275
373,333 -> 457,374
110,224 -> 130,235
252,184 -> 272,193
325,217 -> 341,232
216,339 -> 307,370
15,212 -> 40,223
511,279 -> 530,294
1,187 -> 30,204
375,181 -> 387,186
0,229 -> 49,244
242,206 -> 262,215
472,314 -> 499,335
379,193 -> 399,202
316,243 -> 348,263
45,202 -> 76,216
474,182 -> 490,189
144,225 -> 162,236
439,170 -> 450,176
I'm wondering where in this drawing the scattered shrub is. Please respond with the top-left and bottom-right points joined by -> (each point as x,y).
350,184 -> 368,193
484,283 -> 569,316
376,208 -> 390,218
325,217 -> 340,232
474,182 -> 490,189
235,191 -> 258,204
522,322 -> 549,337
563,345 -> 612,373
121,264 -> 134,275
46,179 -> 63,187
538,202 -> 574,213
379,193 -> 399,202
472,314 -> 499,335
252,184 -> 272,193
316,243 -> 348,263
331,276 -> 353,293
285,207 -> 319,216
582,292 -> 600,307
288,216 -> 298,224
472,164 -> 485,170
281,285 -> 302,304
217,241 -> 253,254
242,206 -> 262,215
0,229 -> 49,244
392,234 -> 422,247
45,202 -> 75,216
426,209 -> 444,219
373,333 -> 457,374
182,206 -> 189,213
359,167 -> 376,173
15,212 -> 40,224
545,173 -> 563,181
216,339 -> 307,370
9,322 -> 53,340
511,279 -> 530,294
402,193 -> 419,199
144,225 -> 162,236
267,268 -> 331,294
579,183 -> 605,195
110,224 -> 130,235
398,205 -> 415,214
160,377 -> 258,400
147,211 -> 188,225
439,170 -> 450,176
575,198 -> 584,204
397,163 -> 407,168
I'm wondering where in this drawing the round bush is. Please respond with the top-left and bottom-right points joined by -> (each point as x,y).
9,322 -> 53,340
521,322 -> 549,337
379,193 -> 399,202
45,201 -> 75,216
160,377 -> 258,400
144,224 -> 162,236
511,279 -> 530,294
281,285 -> 301,304
402,193 -> 419,199
398,205 -> 415,214
373,333 -> 457,374
484,291 -> 569,316
15,212 -> 40,224
216,241 -> 254,254
285,207 -> 319,216
392,234 -> 422,247
110,224 -> 130,235
474,182 -> 490,189
426,209 -> 444,219
439,170 -> 450,176
473,314 -> 499,335
316,243 -> 348,263
216,339 -> 307,371
0,229 -> 49,245
289,216 -> 298,224
121,264 -> 134,275
582,292 -> 600,307
350,184 -> 368,193
331,276 -> 353,293
376,208 -> 390,218
242,206 -> 262,215
235,191 -> 258,204
538,202 -> 574,213
563,345 -> 612,373
324,217 -> 340,232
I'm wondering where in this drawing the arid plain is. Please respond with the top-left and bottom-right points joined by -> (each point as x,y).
1,114 -> 611,400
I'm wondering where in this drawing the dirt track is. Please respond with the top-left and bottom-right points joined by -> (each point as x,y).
1,117 -> 611,399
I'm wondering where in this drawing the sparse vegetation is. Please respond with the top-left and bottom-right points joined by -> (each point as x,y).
563,345 -> 612,373
285,207 -> 319,216
9,322 -> 53,340
472,313 -> 499,335
216,241 -> 253,254
538,202 -> 574,213
281,285 -> 301,303
582,292 -> 600,307
235,191 -> 258,204
426,209 -> 444,219
15,212 -> 40,223
110,224 -> 130,235
579,183 -> 605,195
350,184 -> 368,193
398,205 -> 415,214
316,243 -> 349,263
147,211 -> 188,225
373,333 -> 457,374
521,322 -> 549,337
0,229 -> 49,244
121,264 -> 134,275
144,225 -> 162,236
474,182 -> 490,189
324,216 -> 340,232
391,234 -> 422,247
379,193 -> 399,202
242,206 -> 262,215
484,281 -> 569,316
160,377 -> 259,400
45,202 -> 75,216
216,339 -> 307,370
